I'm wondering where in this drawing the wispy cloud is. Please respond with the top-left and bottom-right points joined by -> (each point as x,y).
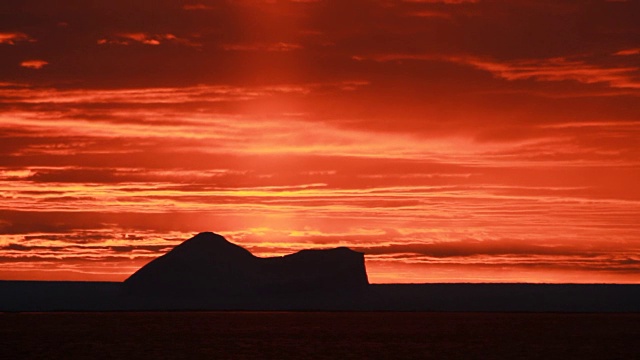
0,84 -> 312,104
98,33 -> 201,47
0,32 -> 35,45
356,54 -> 640,89
19,60 -> 48,69
222,42 -> 303,52
402,0 -> 479,3
460,56 -> 640,89
614,48 -> 640,56
405,10 -> 452,18
182,3 -> 215,10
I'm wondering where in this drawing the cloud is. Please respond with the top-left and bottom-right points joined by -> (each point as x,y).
182,3 -> 215,10
222,42 -> 303,52
402,0 -> 479,3
0,83 -> 313,104
0,32 -> 35,45
355,239 -> 589,258
405,10 -> 452,18
460,56 -> 640,89
19,60 -> 48,69
358,54 -> 640,90
614,48 -> 640,56
2,243 -> 31,251
97,33 -> 200,47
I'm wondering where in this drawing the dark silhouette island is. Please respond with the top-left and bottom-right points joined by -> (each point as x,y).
2,232 -> 640,312
124,232 -> 368,296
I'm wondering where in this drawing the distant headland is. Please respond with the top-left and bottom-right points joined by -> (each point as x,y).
124,232 -> 369,296
2,232 -> 640,312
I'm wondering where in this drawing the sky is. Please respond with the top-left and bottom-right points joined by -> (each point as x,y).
0,0 -> 639,283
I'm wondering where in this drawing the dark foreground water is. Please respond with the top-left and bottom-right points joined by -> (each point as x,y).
2,312 -> 639,359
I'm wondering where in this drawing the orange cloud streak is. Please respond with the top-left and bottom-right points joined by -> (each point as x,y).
19,60 -> 48,69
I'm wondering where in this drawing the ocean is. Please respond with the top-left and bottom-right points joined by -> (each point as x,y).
2,312 -> 639,359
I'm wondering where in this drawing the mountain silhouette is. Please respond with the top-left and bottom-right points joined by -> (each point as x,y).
123,232 -> 369,296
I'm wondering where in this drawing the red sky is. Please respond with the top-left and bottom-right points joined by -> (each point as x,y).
1,0 -> 639,283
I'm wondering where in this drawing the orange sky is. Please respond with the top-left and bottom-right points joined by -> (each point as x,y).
1,0 -> 639,283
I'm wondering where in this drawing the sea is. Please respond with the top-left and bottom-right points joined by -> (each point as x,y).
2,312 -> 639,359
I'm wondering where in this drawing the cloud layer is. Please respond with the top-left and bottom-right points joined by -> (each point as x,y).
0,0 -> 639,283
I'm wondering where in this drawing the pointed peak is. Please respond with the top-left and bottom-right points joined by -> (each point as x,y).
183,232 -> 232,245
191,231 -> 227,241
192,231 -> 222,238
171,232 -> 253,258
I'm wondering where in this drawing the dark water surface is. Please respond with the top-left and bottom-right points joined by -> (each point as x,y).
2,312 -> 639,359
